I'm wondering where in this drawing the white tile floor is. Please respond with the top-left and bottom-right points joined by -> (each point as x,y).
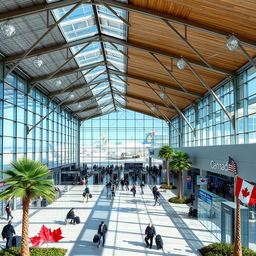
0,184 -> 218,255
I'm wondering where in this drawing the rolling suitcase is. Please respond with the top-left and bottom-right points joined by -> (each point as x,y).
93,234 -> 100,243
75,216 -> 80,224
155,234 -> 163,249
12,236 -> 22,247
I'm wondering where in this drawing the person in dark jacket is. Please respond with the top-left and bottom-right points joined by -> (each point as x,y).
97,221 -> 108,248
2,221 -> 15,248
83,186 -> 90,203
154,188 -> 160,206
66,208 -> 76,224
145,223 -> 156,249
152,186 -> 157,200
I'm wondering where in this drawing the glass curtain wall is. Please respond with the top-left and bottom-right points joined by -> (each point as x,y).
0,64 -> 78,177
170,66 -> 256,148
80,109 -> 169,167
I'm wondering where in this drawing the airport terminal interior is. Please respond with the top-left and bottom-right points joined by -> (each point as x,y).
0,0 -> 256,255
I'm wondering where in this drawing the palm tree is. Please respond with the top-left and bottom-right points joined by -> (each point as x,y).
159,145 -> 173,186
0,158 -> 56,256
169,150 -> 191,200
234,198 -> 242,256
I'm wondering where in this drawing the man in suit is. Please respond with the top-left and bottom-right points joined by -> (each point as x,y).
97,221 -> 108,248
2,220 -> 15,248
145,223 -> 156,249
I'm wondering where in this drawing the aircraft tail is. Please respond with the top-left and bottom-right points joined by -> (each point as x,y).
143,131 -> 154,145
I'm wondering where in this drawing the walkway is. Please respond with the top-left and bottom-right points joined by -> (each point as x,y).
0,184 -> 218,255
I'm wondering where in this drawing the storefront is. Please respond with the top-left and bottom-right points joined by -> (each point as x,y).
179,144 -> 256,250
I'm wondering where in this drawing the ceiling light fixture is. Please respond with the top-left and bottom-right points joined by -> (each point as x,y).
150,106 -> 157,112
226,35 -> 239,51
69,93 -> 75,99
33,56 -> 43,68
55,79 -> 62,87
0,22 -> 16,37
77,103 -> 82,109
176,58 -> 186,70
159,92 -> 165,99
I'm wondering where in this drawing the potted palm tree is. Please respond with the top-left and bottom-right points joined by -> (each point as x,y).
0,158 -> 56,256
169,150 -> 191,201
158,145 -> 173,186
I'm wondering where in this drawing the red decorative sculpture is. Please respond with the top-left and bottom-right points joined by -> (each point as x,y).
29,225 -> 64,247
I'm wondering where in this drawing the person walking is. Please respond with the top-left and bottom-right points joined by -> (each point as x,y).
5,201 -> 13,221
145,223 -> 156,249
83,185 -> 90,203
125,179 -> 129,191
97,221 -> 108,248
2,220 -> 15,248
152,185 -> 157,200
140,181 -> 145,195
111,184 -> 116,199
131,184 -> 136,197
154,188 -> 161,206
121,179 -> 125,191
106,182 -> 111,198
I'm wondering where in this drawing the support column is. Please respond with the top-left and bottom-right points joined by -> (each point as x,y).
232,76 -> 238,145
77,120 -> 81,168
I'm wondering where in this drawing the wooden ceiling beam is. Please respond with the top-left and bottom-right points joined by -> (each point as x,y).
101,35 -> 233,76
109,68 -> 200,98
127,93 -> 176,112
4,33 -> 233,76
97,0 -> 256,49
126,106 -> 164,120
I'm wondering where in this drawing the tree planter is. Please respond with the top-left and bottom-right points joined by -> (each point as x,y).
160,184 -> 177,189
199,243 -> 256,256
0,247 -> 67,256
168,196 -> 191,204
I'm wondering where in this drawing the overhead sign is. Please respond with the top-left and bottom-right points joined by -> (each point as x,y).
198,190 -> 212,205
197,176 -> 208,185
210,160 -> 228,172
185,176 -> 191,182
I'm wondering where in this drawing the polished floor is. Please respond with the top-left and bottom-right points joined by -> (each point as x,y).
0,182 -> 218,255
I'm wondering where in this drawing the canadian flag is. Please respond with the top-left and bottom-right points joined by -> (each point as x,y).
235,176 -> 256,206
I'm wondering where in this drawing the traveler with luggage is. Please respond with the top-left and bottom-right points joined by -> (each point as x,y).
145,223 -> 156,249
83,185 -> 90,203
2,220 -> 15,248
97,221 -> 108,248
5,201 -> 13,221
66,208 -> 76,224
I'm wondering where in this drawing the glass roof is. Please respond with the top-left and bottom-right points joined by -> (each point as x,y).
47,0 -> 128,117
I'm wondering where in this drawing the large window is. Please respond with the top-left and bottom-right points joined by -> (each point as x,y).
171,65 -> 256,147
0,65 -> 78,173
80,109 -> 169,166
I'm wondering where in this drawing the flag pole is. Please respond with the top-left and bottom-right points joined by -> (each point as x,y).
233,175 -> 242,256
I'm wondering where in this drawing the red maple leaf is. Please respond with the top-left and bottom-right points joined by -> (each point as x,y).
29,225 -> 64,247
200,179 -> 206,183
242,187 -> 250,198
51,228 -> 64,242
29,236 -> 42,247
